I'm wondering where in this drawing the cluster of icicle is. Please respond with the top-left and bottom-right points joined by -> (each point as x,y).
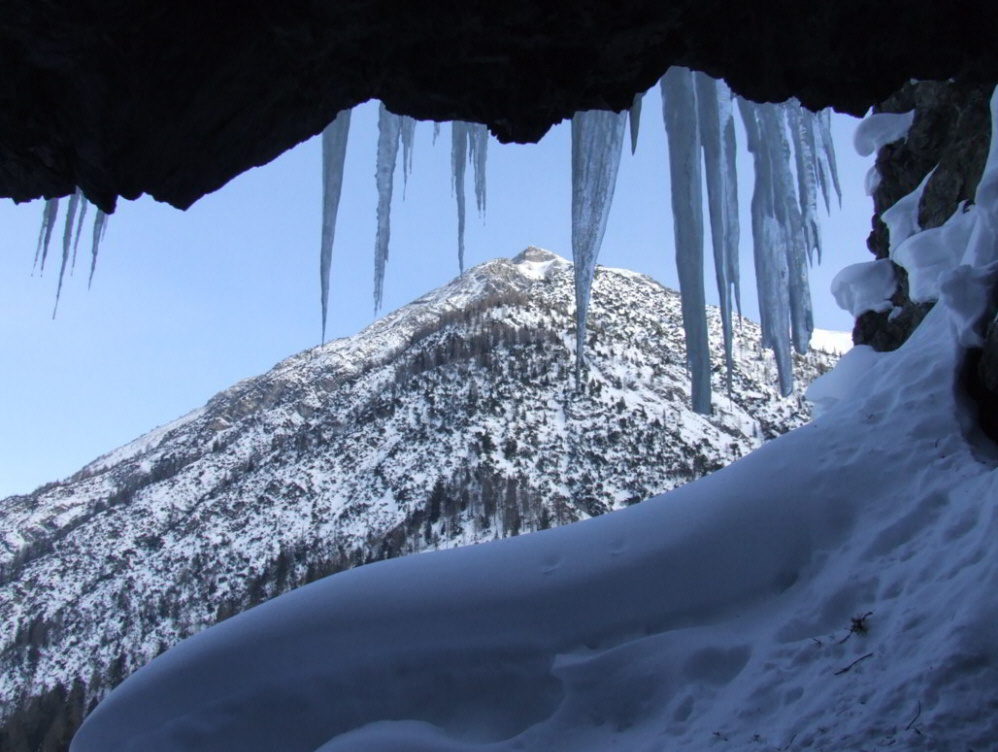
319,67 -> 838,413
33,188 -> 109,317
319,103 -> 489,340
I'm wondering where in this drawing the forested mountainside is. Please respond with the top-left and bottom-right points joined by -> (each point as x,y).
0,248 -> 838,752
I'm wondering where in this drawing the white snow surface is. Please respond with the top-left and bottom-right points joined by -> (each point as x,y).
853,110 -> 915,157
829,259 -> 897,316
70,91 -> 998,752
808,327 -> 853,356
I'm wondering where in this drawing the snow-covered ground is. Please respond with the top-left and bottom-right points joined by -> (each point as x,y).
71,95 -> 998,752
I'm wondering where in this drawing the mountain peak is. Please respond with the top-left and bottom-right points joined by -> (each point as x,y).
510,246 -> 570,280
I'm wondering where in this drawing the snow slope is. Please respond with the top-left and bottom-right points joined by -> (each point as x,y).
71,92 -> 998,751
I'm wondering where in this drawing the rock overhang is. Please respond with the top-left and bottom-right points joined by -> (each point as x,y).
1,1 -> 996,213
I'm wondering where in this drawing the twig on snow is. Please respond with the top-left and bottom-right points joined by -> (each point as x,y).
834,652 -> 874,675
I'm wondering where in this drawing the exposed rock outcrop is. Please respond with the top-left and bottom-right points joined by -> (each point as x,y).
856,81 -> 993,351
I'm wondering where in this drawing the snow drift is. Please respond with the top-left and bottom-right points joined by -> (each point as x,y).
71,93 -> 998,751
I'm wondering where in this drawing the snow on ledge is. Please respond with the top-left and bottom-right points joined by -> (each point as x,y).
830,259 -> 897,316
853,110 -> 915,157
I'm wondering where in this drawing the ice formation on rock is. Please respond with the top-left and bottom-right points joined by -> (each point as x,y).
320,109 -> 352,341
374,104 -> 402,313
29,72 -> 838,408
570,109 -> 627,382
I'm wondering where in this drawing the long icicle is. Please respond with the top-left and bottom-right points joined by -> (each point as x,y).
374,103 -> 402,313
718,83 -> 742,319
786,102 -> 822,265
694,71 -> 735,395
53,190 -> 81,316
769,105 -> 813,356
738,98 -> 793,396
468,124 -> 488,218
319,108 -> 352,342
88,209 -> 108,288
71,189 -> 88,273
571,109 -> 627,386
451,122 -> 469,272
400,116 -> 417,198
662,67 -> 711,414
33,198 -> 60,273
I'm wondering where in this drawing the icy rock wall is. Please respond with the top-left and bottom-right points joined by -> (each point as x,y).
857,81 -> 993,352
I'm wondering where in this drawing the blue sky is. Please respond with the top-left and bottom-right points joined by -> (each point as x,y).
0,86 -> 875,497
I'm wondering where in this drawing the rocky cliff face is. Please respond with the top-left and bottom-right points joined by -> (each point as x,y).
0,248 -> 839,751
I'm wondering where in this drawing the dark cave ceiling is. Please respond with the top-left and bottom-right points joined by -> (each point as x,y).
1,1 -> 996,213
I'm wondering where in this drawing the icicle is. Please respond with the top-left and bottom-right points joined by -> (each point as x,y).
374,104 -> 402,313
319,108 -> 352,342
662,67 -> 711,414
400,116 -> 417,197
571,108 -> 627,385
33,198 -> 60,272
786,102 -> 822,265
52,191 -> 81,316
767,106 -> 813,355
719,84 -> 742,319
738,98 -> 793,395
451,122 -> 469,272
71,189 -> 88,273
628,93 -> 643,155
88,209 -> 108,288
433,122 -> 441,145
694,72 -> 735,394
812,109 -> 841,213
818,108 -> 842,207
468,123 -> 488,217
808,110 -> 832,215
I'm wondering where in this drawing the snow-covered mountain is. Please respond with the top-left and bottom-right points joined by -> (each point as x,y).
0,247 -> 838,750
66,83 -> 998,750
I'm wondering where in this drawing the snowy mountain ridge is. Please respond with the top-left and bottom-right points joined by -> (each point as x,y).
0,247 -> 838,749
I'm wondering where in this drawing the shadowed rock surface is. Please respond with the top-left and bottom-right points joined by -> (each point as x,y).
2,1 -> 997,212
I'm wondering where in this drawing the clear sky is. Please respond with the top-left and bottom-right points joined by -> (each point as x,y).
0,85 -> 876,497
